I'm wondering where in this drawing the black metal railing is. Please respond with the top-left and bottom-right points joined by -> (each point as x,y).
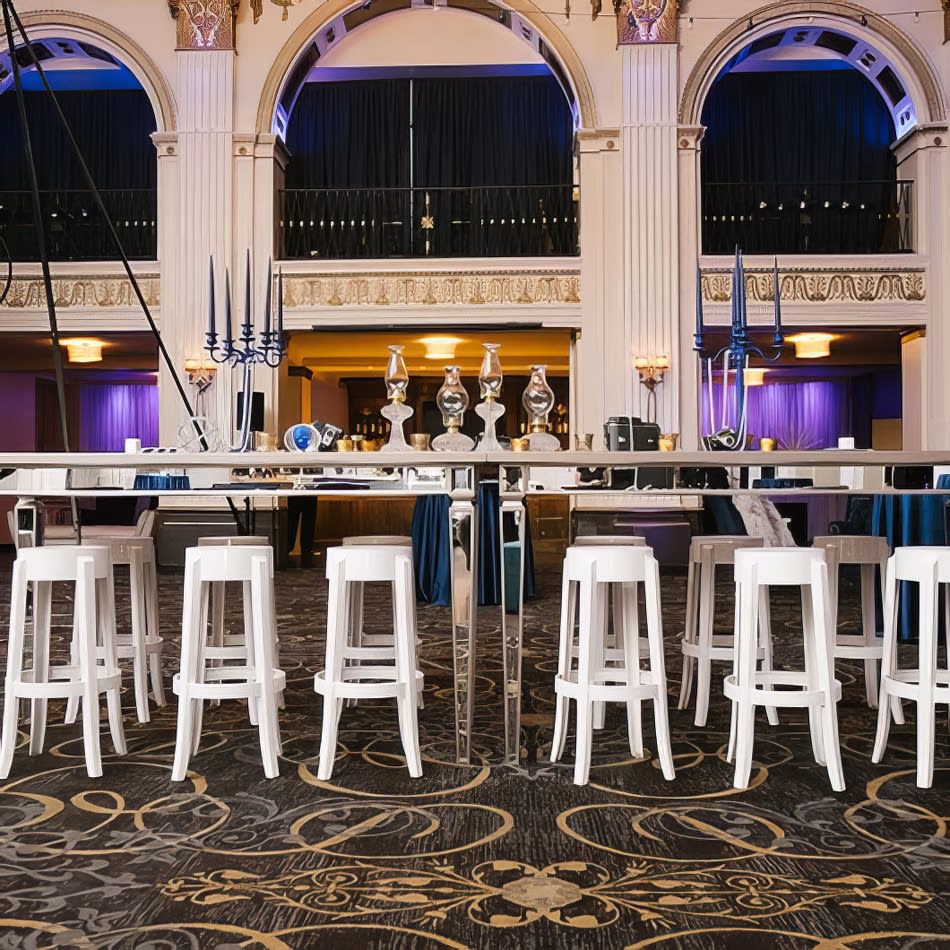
278,185 -> 578,259
702,180 -> 913,254
0,188 -> 157,261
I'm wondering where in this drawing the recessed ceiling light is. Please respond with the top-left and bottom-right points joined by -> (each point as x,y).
788,332 -> 833,359
61,338 -> 104,363
420,336 -> 463,360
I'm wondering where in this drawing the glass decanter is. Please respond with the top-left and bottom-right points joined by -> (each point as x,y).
432,365 -> 474,452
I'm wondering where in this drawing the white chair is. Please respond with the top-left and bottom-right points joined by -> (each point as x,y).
813,535 -> 892,710
314,545 -> 423,781
726,548 -> 844,792
872,547 -> 950,788
678,535 -> 772,728
550,544 -> 675,786
0,546 -> 126,779
172,544 -> 284,781
65,536 -> 165,724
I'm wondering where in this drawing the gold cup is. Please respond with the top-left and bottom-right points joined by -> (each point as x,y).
658,433 -> 678,452
511,437 -> 530,452
336,438 -> 354,452
760,437 -> 777,452
409,433 -> 431,451
359,438 -> 379,451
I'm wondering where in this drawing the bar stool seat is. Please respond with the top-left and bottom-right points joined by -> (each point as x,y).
314,545 -> 423,781
872,546 -> 950,788
813,535 -> 892,710
550,544 -> 675,786
172,544 -> 284,780
725,548 -> 844,792
1,545 -> 126,779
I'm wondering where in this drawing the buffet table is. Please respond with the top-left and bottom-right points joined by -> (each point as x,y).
2,448 -> 949,765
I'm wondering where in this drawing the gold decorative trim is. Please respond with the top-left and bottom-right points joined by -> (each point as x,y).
168,0 -> 238,50
283,271 -> 581,308
701,268 -> 925,304
2,276 -> 160,309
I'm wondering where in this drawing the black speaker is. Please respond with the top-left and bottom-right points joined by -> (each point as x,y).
236,391 -> 265,432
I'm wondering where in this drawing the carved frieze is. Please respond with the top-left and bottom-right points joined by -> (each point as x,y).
167,1 -> 238,50
1,276 -> 160,309
615,0 -> 679,44
282,271 -> 581,308
701,268 -> 925,304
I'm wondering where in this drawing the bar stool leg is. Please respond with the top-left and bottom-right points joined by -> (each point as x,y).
394,557 -> 422,778
732,571 -> 759,789
801,584 -> 826,766
677,559 -> 698,710
250,558 -> 280,779
859,563 -> 879,708
812,561 -> 845,791
644,560 -> 675,781
694,548 -> 714,728
916,570 -> 938,788
620,581 -> 643,758
145,558 -> 166,707
28,580 -> 52,756
76,559 -> 104,779
317,565 -> 347,782
573,564 -> 599,786
872,558 -> 898,764
593,583 -> 608,731
97,572 -> 127,755
129,552 -> 150,724
758,588 -> 779,726
550,567 -> 574,764
0,562 -> 29,779
172,562 -> 202,782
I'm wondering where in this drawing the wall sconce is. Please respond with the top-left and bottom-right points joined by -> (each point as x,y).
633,354 -> 669,423
788,332 -> 833,359
62,338 -> 103,363
184,356 -> 217,392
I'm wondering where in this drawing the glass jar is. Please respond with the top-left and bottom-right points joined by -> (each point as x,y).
478,343 -> 503,400
436,365 -> 469,431
522,364 -> 555,432
384,344 -> 409,402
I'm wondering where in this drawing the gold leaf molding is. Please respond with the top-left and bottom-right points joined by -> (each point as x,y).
702,268 -> 925,304
283,271 -> 581,308
2,276 -> 161,309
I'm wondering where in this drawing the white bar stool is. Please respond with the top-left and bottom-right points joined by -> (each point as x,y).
872,546 -> 950,788
550,544 -> 675,786
813,535 -> 892,710
314,545 -> 423,781
1,546 -> 126,779
172,545 -> 284,780
678,535 -> 772,728
67,536 -> 164,724
726,547 -> 844,792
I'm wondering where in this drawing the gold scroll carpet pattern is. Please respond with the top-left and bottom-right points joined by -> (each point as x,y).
0,552 -> 946,949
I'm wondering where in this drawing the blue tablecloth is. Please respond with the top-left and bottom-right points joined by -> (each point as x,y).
411,483 -> 535,608
871,493 -> 948,639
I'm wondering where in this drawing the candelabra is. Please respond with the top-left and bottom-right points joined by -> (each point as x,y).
693,249 -> 783,450
205,251 -> 286,452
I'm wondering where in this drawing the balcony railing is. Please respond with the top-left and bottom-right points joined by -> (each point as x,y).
702,180 -> 913,255
0,188 -> 157,261
278,185 -> 578,259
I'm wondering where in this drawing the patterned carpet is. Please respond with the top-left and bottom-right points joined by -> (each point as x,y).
0,548 -> 946,949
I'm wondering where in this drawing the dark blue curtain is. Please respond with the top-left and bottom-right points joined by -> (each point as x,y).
0,90 -> 157,190
701,70 -> 897,253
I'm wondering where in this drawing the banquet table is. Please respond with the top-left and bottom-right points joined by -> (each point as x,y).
3,447 -> 950,765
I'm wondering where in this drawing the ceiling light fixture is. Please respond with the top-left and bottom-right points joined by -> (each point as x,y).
421,336 -> 463,360
62,338 -> 104,363
788,332 -> 833,359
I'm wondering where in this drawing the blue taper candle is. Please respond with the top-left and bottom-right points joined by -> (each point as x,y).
208,256 -> 215,338
263,257 -> 272,336
224,269 -> 233,345
243,249 -> 252,337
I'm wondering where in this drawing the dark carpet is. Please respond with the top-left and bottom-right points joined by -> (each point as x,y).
0,549 -> 946,950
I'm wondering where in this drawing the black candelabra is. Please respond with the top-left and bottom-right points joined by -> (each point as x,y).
693,249 -> 785,450
205,251 -> 286,451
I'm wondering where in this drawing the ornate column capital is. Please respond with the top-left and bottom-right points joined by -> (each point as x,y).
677,125 -> 705,151
615,0 -> 679,45
167,0 -> 238,50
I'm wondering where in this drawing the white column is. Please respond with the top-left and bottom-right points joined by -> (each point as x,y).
677,126 -> 704,450
622,44 -> 679,433
576,130 -> 624,439
158,50 -> 235,449
895,124 -> 950,448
